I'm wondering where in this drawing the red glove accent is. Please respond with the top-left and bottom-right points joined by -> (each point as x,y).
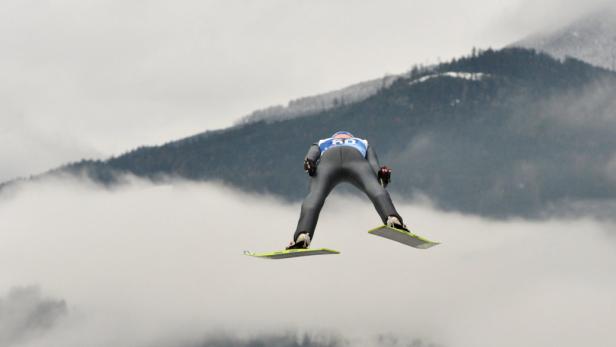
304,159 -> 317,176
378,166 -> 392,187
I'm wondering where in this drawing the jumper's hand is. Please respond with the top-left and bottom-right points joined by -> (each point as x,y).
378,166 -> 392,187
304,158 -> 317,176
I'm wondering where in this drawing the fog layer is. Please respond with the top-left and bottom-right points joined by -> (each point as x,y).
0,177 -> 615,347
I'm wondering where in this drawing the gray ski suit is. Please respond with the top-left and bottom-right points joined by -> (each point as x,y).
294,137 -> 403,241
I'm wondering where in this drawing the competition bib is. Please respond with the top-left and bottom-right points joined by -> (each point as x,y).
318,137 -> 368,157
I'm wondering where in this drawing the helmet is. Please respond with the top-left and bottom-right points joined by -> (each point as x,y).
332,131 -> 354,138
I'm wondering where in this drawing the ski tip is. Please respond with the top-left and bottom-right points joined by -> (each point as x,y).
369,225 -> 440,249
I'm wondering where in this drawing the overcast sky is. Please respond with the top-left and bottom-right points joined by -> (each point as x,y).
1,0 -> 614,182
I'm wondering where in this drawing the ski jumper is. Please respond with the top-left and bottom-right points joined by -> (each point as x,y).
294,136 -> 402,241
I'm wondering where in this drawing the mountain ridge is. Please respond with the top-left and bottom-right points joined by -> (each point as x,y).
513,6 -> 616,70
4,48 -> 615,220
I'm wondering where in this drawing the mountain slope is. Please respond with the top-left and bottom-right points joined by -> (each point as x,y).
7,48 -> 616,219
513,6 -> 616,70
237,73 -> 410,124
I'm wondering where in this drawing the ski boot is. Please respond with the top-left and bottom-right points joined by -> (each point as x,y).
386,216 -> 409,232
286,232 -> 311,250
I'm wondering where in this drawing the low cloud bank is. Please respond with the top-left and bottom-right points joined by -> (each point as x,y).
0,176 -> 614,347
182,332 -> 347,347
180,332 -> 441,347
0,286 -> 67,346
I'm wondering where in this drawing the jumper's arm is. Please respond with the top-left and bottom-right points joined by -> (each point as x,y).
303,144 -> 321,176
366,145 -> 381,176
305,144 -> 321,163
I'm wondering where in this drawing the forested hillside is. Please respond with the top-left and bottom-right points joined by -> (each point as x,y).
9,48 -> 616,219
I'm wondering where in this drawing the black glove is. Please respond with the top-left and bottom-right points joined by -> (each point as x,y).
378,166 -> 392,187
304,158 -> 317,176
